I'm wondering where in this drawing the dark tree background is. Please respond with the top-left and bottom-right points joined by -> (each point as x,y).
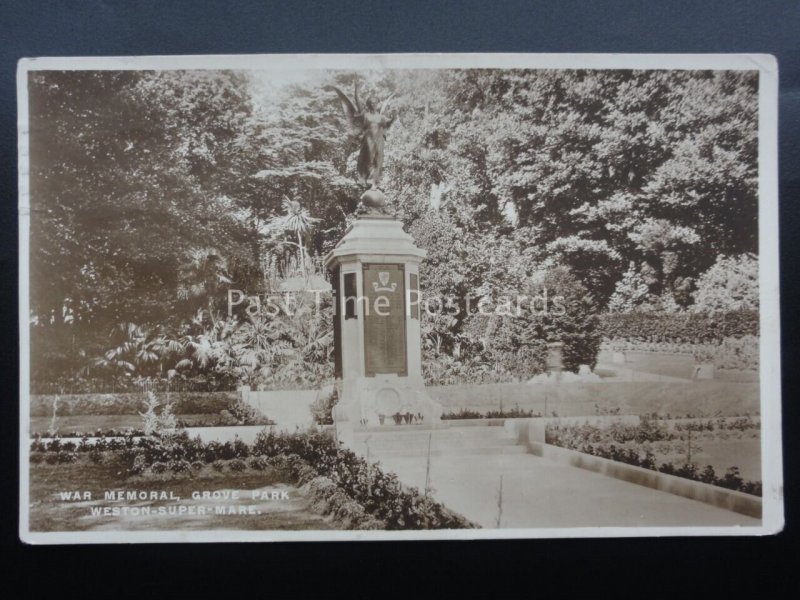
26,68 -> 759,386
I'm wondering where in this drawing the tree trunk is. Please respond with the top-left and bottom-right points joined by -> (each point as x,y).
297,230 -> 307,278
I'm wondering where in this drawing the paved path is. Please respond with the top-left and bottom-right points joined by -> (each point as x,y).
375,452 -> 760,529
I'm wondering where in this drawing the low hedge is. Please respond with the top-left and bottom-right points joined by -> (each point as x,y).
30,392 -> 238,417
598,310 -> 758,343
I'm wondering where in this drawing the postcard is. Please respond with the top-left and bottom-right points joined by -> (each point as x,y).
18,53 -> 783,542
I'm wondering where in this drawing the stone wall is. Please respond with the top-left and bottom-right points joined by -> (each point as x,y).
427,381 -> 759,417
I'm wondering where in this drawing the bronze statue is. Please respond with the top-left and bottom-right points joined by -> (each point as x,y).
325,83 -> 395,213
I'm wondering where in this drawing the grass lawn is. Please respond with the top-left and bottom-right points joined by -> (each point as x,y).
28,458 -> 335,532
642,434 -> 761,482
690,438 -> 761,481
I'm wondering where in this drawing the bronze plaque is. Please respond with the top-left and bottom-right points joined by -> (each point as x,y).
363,264 -> 407,376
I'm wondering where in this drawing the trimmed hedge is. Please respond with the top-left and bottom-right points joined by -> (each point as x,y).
598,310 -> 758,343
30,392 -> 238,417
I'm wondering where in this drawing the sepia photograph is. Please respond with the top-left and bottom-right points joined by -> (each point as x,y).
17,53 -> 783,542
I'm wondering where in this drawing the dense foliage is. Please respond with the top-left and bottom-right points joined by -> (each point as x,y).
692,254 -> 759,312
28,68 -> 758,388
597,310 -> 759,343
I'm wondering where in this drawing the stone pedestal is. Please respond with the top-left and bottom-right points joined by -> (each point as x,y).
324,216 -> 442,435
546,341 -> 564,374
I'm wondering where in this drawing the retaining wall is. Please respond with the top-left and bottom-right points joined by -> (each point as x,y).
428,381 -> 759,416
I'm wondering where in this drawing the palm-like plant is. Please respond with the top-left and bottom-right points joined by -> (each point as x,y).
274,196 -> 320,278
89,322 -> 139,375
90,323 -> 185,378
233,315 -> 294,384
176,317 -> 238,372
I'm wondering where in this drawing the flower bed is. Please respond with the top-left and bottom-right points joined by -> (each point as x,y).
545,418 -> 762,496
441,407 -> 543,420
30,429 -> 476,530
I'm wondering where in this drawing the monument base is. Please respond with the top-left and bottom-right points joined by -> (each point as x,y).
334,374 -> 443,427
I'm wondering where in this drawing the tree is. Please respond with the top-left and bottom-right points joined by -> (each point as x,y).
462,267 -> 601,376
692,254 -> 759,313
27,67 -> 760,388
608,262 -> 652,312
265,197 -> 321,278
28,70 -> 263,382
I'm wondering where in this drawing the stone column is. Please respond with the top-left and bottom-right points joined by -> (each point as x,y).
546,342 -> 564,374
324,215 -> 442,433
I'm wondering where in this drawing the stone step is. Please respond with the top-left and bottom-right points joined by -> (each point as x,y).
353,434 -> 519,447
365,445 -> 529,457
355,437 -> 521,451
353,427 -> 513,440
355,420 -> 507,432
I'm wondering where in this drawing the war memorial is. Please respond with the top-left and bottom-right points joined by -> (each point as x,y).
20,58 -> 779,540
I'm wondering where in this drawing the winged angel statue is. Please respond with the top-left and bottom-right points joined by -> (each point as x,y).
324,83 -> 395,212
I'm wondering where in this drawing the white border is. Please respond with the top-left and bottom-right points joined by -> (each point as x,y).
17,53 -> 783,544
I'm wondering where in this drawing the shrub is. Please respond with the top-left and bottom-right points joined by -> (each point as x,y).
170,459 -> 192,474
219,399 -> 273,426
150,461 -> 168,474
310,385 -> 338,425
190,461 -> 204,471
55,451 -> 78,464
130,454 -> 147,475
247,456 -> 270,470
139,391 -> 177,435
228,459 -> 247,472
30,452 -> 46,464
231,437 -> 250,458
211,460 -> 226,472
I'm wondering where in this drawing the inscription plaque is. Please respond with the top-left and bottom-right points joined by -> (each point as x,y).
363,263 -> 407,376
